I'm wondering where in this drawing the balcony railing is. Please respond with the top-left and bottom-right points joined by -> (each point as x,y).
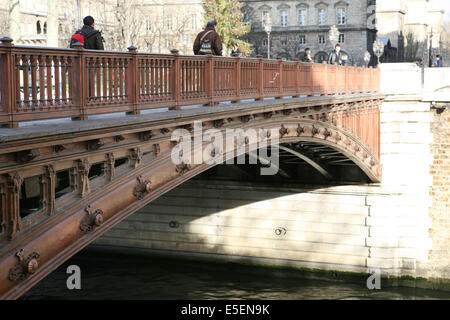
0,37 -> 380,128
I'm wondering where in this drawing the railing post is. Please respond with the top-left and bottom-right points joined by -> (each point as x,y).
256,55 -> 263,101
370,66 -> 375,93
361,65 -> 366,93
335,63 -> 338,95
0,37 -> 16,128
71,42 -> 87,121
127,46 -> 139,115
170,49 -> 181,110
376,66 -> 380,93
343,63 -> 349,95
322,61 -> 328,96
277,58 -> 283,99
350,65 -> 356,94
233,56 -> 241,103
205,53 -> 214,106
294,61 -> 300,98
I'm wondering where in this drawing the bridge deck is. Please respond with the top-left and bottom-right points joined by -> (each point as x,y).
0,93 -> 383,144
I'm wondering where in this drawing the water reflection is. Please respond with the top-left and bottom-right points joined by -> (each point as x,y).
22,247 -> 450,300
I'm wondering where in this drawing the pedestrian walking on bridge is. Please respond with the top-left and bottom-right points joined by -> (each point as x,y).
70,16 -> 104,50
193,20 -> 222,56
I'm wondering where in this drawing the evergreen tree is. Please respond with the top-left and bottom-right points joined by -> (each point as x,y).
202,0 -> 251,56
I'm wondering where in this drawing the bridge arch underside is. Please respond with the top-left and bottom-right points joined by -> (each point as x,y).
0,113 -> 382,299
235,139 -> 378,184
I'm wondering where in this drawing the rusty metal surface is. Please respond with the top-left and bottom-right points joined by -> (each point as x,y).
0,94 -> 383,299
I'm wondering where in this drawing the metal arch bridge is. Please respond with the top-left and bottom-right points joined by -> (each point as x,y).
0,37 -> 382,299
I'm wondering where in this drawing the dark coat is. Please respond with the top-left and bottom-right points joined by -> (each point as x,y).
79,25 -> 104,50
328,50 -> 344,65
193,26 -> 222,56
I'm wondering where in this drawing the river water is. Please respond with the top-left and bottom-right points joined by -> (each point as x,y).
21,246 -> 450,300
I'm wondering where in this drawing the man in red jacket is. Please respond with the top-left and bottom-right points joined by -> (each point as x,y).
193,21 -> 222,56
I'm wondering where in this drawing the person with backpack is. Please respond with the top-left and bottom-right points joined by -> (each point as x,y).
193,20 -> 222,56
70,16 -> 104,50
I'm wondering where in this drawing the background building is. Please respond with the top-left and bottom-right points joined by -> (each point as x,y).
376,0 -> 445,65
240,0 -> 378,65
139,0 -> 203,54
241,0 -> 446,65
0,0 -> 117,47
0,0 -> 446,63
0,0 -> 204,54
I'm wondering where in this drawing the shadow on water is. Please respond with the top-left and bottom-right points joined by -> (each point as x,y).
21,246 -> 450,300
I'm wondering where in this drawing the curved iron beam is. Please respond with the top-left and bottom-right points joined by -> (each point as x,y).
277,145 -> 333,180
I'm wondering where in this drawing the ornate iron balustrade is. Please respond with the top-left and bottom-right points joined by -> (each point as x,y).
0,37 -> 380,128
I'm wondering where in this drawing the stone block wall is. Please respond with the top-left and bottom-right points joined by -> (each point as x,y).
426,109 -> 450,280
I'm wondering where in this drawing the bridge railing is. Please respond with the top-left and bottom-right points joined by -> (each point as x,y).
0,37 -> 380,128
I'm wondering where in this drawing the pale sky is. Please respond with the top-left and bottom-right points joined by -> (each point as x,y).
429,0 -> 450,21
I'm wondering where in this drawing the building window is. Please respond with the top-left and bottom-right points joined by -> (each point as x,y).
36,21 -> 41,34
262,10 -> 268,28
299,35 -> 306,44
318,35 -> 325,44
318,8 -> 326,25
281,39 -> 287,46
43,22 -> 47,34
262,39 -> 267,46
339,34 -> 345,43
298,9 -> 307,26
337,7 -> 346,25
281,10 -> 288,27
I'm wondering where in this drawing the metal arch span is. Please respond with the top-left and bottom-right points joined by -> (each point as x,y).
277,145 -> 334,180
0,98 -> 382,299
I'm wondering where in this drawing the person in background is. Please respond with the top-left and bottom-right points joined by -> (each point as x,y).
302,48 -> 313,63
193,20 -> 222,56
433,55 -> 443,67
327,44 -> 344,66
414,58 -> 423,68
231,43 -> 243,57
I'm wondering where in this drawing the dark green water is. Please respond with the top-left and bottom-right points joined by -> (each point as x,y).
21,246 -> 450,300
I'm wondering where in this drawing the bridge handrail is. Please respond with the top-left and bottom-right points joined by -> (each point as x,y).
0,37 -> 380,128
